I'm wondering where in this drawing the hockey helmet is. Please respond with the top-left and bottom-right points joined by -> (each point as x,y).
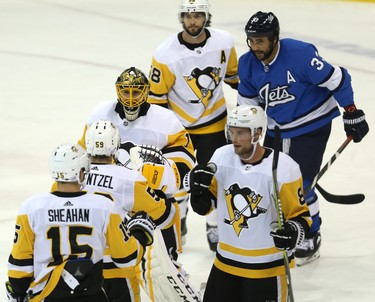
227,105 -> 267,137
116,67 -> 149,121
50,144 -> 90,185
245,11 -> 279,40
85,120 -> 121,157
178,0 -> 210,23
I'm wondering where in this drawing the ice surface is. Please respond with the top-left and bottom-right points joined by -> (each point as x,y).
1,1 -> 374,301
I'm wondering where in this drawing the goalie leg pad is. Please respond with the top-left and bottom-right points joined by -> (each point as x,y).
136,229 -> 202,302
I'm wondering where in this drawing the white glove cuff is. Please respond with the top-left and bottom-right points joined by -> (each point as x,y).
289,220 -> 305,246
183,171 -> 191,193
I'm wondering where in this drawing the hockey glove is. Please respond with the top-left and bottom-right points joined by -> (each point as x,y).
5,281 -> 26,302
137,145 -> 164,164
343,108 -> 369,143
130,145 -> 164,171
183,163 -> 217,194
270,220 -> 304,251
127,211 -> 155,247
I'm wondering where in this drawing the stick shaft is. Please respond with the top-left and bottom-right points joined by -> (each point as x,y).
305,136 -> 352,194
272,126 -> 294,302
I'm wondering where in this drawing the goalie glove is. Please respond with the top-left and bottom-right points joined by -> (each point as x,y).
343,107 -> 369,143
183,163 -> 217,194
127,211 -> 156,247
130,145 -> 164,170
5,281 -> 27,302
270,220 -> 305,251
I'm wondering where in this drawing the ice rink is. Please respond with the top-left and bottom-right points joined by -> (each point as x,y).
1,0 -> 374,301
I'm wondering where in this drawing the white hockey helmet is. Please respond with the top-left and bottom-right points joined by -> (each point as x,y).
178,0 -> 210,23
227,105 -> 267,137
85,120 -> 121,157
50,144 -> 90,184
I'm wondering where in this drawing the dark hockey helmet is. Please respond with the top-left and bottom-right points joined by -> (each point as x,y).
245,11 -> 279,40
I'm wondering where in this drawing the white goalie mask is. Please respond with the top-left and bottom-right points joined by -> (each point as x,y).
178,0 -> 210,23
227,105 -> 267,143
50,144 -> 90,186
85,120 -> 121,157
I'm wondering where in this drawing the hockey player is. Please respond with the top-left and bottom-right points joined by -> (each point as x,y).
84,120 -> 179,302
77,67 -> 196,301
6,143 -> 154,302
237,11 -> 369,265
148,0 -> 239,252
78,67 -> 195,255
183,105 -> 312,302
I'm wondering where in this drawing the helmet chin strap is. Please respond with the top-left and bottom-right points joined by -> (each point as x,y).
183,19 -> 207,39
187,27 -> 205,39
239,136 -> 261,162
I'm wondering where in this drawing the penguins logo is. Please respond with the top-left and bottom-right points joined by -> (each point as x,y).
224,183 -> 267,236
184,66 -> 221,108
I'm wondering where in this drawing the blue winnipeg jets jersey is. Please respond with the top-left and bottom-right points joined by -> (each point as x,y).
238,38 -> 355,138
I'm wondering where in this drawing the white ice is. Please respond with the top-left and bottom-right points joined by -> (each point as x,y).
1,0 -> 374,301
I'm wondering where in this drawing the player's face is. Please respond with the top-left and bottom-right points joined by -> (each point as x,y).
182,12 -> 206,37
228,127 -> 254,158
247,36 -> 276,64
117,88 -> 143,107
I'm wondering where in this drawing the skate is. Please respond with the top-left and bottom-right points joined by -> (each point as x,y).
206,223 -> 218,252
295,231 -> 321,266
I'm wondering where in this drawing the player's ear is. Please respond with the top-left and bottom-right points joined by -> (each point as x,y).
80,168 -> 86,183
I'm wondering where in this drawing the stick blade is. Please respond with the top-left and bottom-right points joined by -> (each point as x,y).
315,183 -> 365,204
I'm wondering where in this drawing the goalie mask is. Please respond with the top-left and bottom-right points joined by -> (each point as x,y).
116,67 -> 150,121
50,144 -> 90,187
85,120 -> 121,157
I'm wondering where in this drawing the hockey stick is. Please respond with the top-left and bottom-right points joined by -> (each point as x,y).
304,136 -> 365,204
272,126 -> 294,302
315,183 -> 364,205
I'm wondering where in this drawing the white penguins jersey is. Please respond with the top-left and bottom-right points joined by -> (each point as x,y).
208,145 -> 312,278
78,102 -> 195,199
84,163 -> 176,281
85,163 -> 176,230
148,28 -> 239,134
7,191 -> 144,300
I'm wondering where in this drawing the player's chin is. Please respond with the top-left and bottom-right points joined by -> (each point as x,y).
254,52 -> 265,60
233,145 -> 241,154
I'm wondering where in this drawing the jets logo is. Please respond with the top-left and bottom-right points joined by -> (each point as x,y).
184,67 -> 221,108
224,183 -> 267,236
259,83 -> 296,107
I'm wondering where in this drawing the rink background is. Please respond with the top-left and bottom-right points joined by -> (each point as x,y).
1,0 -> 374,301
